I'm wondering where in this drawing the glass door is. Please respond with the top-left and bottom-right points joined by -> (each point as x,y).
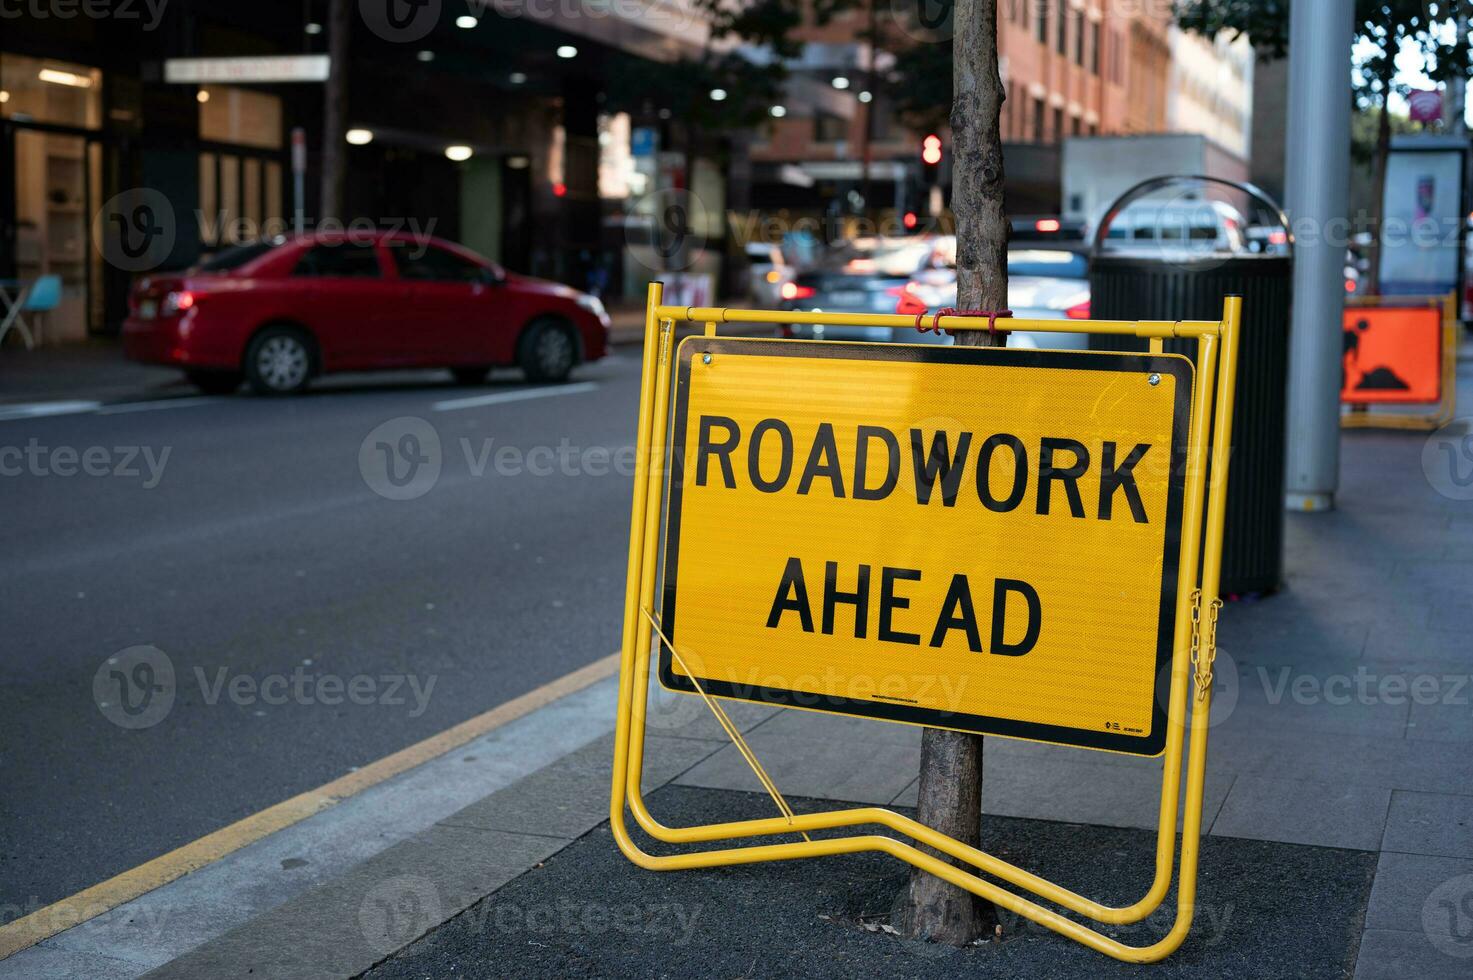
12,129 -> 102,342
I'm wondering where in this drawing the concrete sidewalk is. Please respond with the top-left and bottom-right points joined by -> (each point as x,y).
0,340 -> 185,406
13,369 -> 1473,979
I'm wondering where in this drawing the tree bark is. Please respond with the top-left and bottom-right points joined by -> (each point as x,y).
319,0 -> 350,223
894,0 -> 1006,945
1365,67 -> 1393,296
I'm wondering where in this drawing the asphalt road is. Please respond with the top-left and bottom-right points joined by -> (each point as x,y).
0,353 -> 644,911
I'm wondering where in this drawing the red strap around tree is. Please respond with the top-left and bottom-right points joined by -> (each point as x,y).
894,293 -> 1013,341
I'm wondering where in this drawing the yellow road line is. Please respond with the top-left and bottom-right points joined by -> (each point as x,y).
0,652 -> 621,961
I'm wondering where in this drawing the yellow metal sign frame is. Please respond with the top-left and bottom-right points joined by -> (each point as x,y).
611,284 -> 1242,963
1341,292 -> 1458,431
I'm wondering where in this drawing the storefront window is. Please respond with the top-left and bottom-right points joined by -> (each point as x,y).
13,130 -> 100,340
196,86 -> 288,249
0,54 -> 103,128
198,86 -> 283,149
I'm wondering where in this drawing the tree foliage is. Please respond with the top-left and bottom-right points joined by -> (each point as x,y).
1174,0 -> 1471,108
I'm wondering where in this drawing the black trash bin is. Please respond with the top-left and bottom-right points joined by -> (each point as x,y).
1087,176 -> 1292,596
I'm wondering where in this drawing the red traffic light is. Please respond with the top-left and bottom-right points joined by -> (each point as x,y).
921,134 -> 942,166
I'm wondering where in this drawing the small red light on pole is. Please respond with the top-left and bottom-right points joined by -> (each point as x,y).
553,182 -> 568,198
903,211 -> 918,230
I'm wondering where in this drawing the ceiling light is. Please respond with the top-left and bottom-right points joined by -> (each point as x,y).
304,22 -> 323,35
507,156 -> 530,169
445,145 -> 473,162
770,105 -> 786,118
0,90 -> 10,103
38,68 -> 93,88
709,88 -> 727,102
831,76 -> 850,90
509,72 -> 527,84
196,89 -> 210,103
557,45 -> 578,59
858,90 -> 873,103
456,15 -> 477,28
416,50 -> 435,62
345,128 -> 374,145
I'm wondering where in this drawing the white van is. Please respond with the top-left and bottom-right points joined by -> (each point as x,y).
1102,199 -> 1247,254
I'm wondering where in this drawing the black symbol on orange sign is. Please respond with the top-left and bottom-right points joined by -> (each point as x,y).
1343,318 -> 1411,393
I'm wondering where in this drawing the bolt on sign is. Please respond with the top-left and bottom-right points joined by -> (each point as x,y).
659,342 -> 1190,755
612,287 -> 1243,963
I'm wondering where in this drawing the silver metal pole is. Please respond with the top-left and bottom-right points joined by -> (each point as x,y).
1282,0 -> 1352,512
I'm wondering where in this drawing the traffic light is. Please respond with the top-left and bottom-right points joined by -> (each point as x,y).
921,134 -> 942,184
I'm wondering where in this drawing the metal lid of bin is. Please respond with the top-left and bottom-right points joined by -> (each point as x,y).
1091,175 -> 1294,266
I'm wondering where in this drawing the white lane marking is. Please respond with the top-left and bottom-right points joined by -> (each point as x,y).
0,400 -> 102,422
432,381 -> 599,413
96,396 -> 223,416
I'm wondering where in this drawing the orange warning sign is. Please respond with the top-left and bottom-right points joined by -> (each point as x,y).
1341,304 -> 1443,404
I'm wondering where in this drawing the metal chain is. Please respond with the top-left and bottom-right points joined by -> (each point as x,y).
1191,591 -> 1224,702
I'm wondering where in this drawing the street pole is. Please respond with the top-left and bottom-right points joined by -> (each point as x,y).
859,0 -> 879,225
1450,1 -> 1469,135
319,0 -> 350,222
1282,0 -> 1352,512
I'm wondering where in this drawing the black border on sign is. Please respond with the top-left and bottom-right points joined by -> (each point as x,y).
656,337 -> 1193,757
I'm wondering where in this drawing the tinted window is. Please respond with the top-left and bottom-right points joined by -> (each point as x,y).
392,246 -> 487,283
293,243 -> 382,278
199,240 -> 280,272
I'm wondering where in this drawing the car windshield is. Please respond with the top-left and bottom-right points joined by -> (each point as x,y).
196,239 -> 282,272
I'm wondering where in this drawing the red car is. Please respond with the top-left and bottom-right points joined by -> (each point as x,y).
123,232 -> 611,395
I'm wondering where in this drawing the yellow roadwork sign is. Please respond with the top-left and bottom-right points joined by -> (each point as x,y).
660,340 -> 1191,755
611,288 -> 1243,964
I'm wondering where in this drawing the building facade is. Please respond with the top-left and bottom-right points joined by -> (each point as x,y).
746,1 -> 1226,227
0,0 -> 708,341
1166,28 -> 1255,161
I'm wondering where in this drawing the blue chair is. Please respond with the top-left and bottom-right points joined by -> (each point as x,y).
0,274 -> 61,349
23,274 -> 62,347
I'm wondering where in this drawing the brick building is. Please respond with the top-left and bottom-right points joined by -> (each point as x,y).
747,1 -> 1200,223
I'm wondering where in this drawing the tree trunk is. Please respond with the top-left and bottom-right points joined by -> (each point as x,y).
1365,63 -> 1394,296
319,0 -> 350,223
894,0 -> 1006,945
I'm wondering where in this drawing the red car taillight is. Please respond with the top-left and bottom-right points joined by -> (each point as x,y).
163,290 -> 196,316
1065,300 -> 1091,320
781,282 -> 816,301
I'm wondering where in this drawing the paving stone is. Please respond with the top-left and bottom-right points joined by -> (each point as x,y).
1382,792 -> 1473,859
1210,776 -> 1390,850
1406,695 -> 1473,742
1366,853 -> 1473,933
674,728 -> 921,805
1354,929 -> 1473,980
